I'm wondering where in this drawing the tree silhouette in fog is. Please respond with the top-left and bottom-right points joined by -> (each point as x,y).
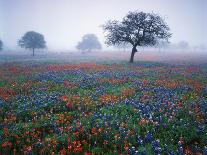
177,41 -> 189,50
103,11 -> 171,63
76,34 -> 101,52
18,31 -> 46,56
0,40 -> 3,51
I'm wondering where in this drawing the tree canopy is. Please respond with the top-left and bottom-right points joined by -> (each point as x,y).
76,34 -> 102,52
18,31 -> 46,56
103,11 -> 171,62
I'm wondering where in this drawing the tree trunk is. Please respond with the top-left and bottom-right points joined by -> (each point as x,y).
129,46 -> 137,63
32,48 -> 35,56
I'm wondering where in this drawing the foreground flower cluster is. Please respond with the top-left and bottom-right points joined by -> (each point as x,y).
0,62 -> 207,155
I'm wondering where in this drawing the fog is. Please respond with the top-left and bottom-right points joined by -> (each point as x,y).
1,0 -> 207,51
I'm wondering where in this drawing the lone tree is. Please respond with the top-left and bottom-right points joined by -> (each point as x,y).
18,31 -> 46,56
0,40 -> 3,51
103,11 -> 171,63
76,34 -> 101,52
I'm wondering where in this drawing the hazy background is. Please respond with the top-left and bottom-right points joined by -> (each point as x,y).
1,0 -> 207,51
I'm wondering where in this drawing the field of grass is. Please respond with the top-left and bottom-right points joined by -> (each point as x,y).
0,58 -> 207,154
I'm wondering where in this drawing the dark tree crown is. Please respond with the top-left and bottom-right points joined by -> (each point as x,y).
76,34 -> 102,51
18,31 -> 46,49
103,11 -> 172,47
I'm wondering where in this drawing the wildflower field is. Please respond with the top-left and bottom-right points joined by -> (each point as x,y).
0,61 -> 207,155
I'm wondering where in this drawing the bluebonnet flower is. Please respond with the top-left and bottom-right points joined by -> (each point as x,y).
203,147 -> 207,155
137,136 -> 143,146
144,132 -> 153,143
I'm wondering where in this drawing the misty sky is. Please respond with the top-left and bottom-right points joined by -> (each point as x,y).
0,0 -> 207,50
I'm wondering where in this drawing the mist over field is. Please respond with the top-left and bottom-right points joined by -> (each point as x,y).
1,50 -> 207,65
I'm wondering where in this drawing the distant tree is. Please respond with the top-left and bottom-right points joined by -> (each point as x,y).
177,41 -> 189,50
156,40 -> 169,52
193,44 -> 206,51
0,40 -> 2,51
103,11 -> 171,63
198,44 -> 206,51
18,31 -> 46,56
76,34 -> 102,52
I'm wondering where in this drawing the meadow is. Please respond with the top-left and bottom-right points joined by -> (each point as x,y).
0,55 -> 207,154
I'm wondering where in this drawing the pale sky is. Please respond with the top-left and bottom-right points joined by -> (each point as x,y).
1,0 -> 207,50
